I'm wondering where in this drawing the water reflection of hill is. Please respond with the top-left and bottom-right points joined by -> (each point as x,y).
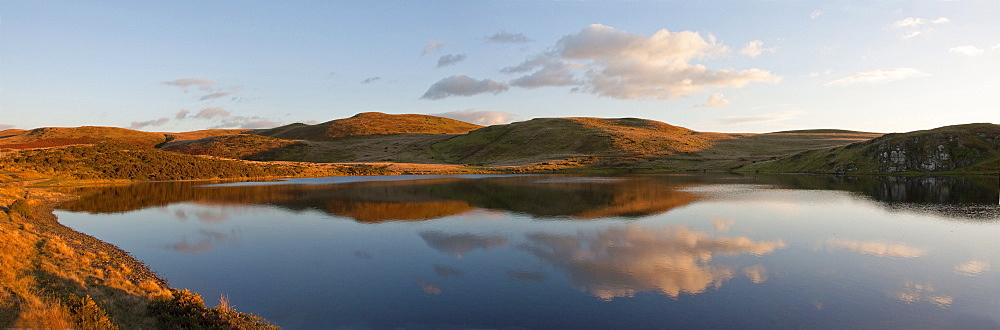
744,175 -> 999,220
57,174 -> 997,222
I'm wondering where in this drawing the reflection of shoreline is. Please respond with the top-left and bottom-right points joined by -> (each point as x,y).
57,174 -> 998,222
521,226 -> 785,300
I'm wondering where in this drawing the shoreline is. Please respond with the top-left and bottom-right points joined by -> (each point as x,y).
0,183 -> 277,328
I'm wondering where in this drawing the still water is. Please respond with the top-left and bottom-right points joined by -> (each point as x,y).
56,174 -> 999,328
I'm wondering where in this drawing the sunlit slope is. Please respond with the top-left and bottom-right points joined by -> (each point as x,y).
428,117 -> 735,165
252,112 -> 482,141
0,126 -> 167,149
741,123 -> 1000,174
0,142 -> 388,182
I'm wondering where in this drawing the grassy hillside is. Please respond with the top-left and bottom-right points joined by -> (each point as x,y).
741,123 -> 1000,174
252,112 -> 482,141
0,127 -> 167,149
162,134 -> 298,160
637,130 -> 884,172
0,185 -> 277,328
427,117 -> 734,165
0,142 -> 392,183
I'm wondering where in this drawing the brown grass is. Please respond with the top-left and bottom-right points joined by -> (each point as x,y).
253,112 -> 482,141
0,183 -> 276,328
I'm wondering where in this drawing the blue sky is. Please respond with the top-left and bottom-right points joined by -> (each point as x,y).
1,1 -> 997,133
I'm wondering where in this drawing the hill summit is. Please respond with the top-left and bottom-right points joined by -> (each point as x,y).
252,112 -> 483,141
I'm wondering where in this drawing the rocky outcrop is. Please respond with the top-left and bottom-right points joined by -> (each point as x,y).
858,123 -> 999,173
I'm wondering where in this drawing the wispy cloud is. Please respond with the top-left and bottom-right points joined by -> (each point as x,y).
420,74 -> 509,99
891,17 -> 950,39
422,40 -> 446,56
199,92 -> 231,101
175,109 -> 190,119
433,109 -> 515,125
213,116 -> 280,129
711,110 -> 803,125
361,76 -> 382,84
161,78 -> 216,90
487,31 -> 530,44
892,17 -> 950,28
810,10 -> 822,20
0,124 -> 17,130
128,117 -> 170,130
436,54 -> 467,68
194,107 -> 231,119
739,40 -> 775,58
825,68 -> 930,86
696,93 -> 730,108
949,45 -> 985,57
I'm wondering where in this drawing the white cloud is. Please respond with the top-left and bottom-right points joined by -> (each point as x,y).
892,17 -> 950,39
892,17 -> 950,28
487,31 -> 530,44
433,109 -> 515,125
422,40 -> 446,56
128,117 -> 170,130
175,109 -> 190,119
810,10 -> 822,19
949,45 -> 985,57
0,124 -> 17,130
420,74 -> 510,100
436,54 -> 467,68
739,40 -> 775,58
194,107 -> 231,119
993,43 -> 1000,52
696,93 -> 730,108
711,110 -> 803,125
423,24 -> 778,101
514,24 -> 778,100
825,68 -> 929,86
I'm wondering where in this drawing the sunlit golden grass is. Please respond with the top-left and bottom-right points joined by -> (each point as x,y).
0,183 -> 277,328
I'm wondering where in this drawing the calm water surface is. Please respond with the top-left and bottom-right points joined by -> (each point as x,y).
55,174 -> 1000,329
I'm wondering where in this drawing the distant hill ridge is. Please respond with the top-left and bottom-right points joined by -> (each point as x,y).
251,112 -> 483,141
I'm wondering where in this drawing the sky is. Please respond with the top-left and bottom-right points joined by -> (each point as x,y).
1,1 -> 998,133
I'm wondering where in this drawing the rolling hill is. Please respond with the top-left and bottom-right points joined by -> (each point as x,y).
427,117 -> 735,165
741,123 -> 1000,174
0,126 -> 167,149
251,112 -> 482,141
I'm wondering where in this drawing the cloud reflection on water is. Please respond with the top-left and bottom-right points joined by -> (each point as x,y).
825,238 -> 927,258
419,231 -> 508,258
522,226 -> 785,300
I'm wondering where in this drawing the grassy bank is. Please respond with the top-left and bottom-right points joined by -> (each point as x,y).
0,184 -> 277,328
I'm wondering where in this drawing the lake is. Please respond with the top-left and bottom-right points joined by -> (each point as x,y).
55,174 -> 1000,329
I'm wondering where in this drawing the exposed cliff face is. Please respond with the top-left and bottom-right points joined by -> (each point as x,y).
743,123 -> 1000,174
859,123 -> 999,173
